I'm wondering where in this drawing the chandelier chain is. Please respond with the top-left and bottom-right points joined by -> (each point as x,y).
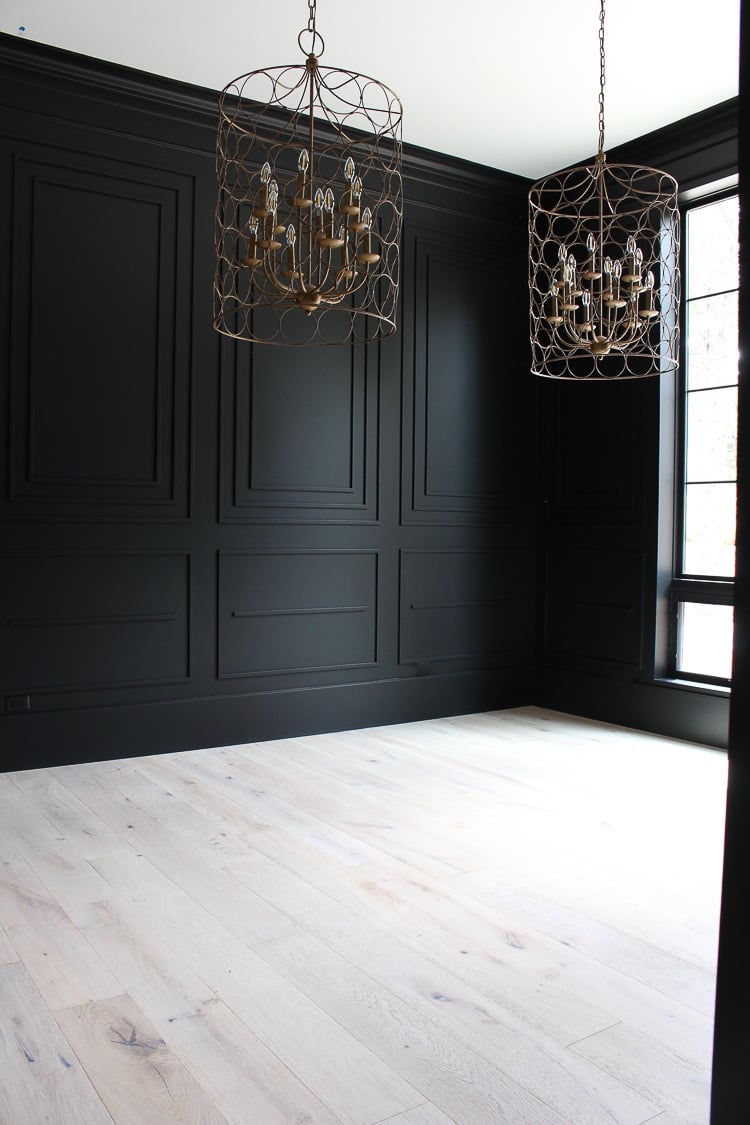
598,0 -> 606,155
307,0 -> 316,34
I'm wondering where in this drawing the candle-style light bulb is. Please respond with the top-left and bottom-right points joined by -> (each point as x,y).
348,176 -> 365,229
240,217 -> 262,268
284,223 -> 298,278
566,253 -> 582,297
554,243 -> 568,290
324,187 -> 335,241
295,149 -> 312,208
605,259 -> 627,308
581,231 -> 601,280
255,161 -> 273,218
339,225 -> 354,280
579,287 -> 594,332
546,290 -> 563,326
622,235 -> 640,285
318,189 -> 345,249
314,188 -> 325,240
356,206 -> 379,265
258,179 -> 282,251
639,270 -> 659,319
341,157 -> 359,215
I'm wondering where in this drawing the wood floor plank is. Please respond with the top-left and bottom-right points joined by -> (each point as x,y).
223,746 -> 481,876
253,807 -> 715,1068
0,780 -> 114,904
232,858 -> 664,1124
374,1106 -> 458,1125
53,778 -> 299,947
0,707 -> 723,1124
0,961 -> 112,1124
8,769 -> 126,860
0,855 -> 124,1010
56,993 -> 230,1125
76,894 -> 424,1125
67,896 -> 342,1123
256,930 -> 571,1124
151,997 -> 342,1125
167,749 -> 392,869
457,870 -> 716,1017
570,1021 -> 711,1125
0,918 -> 18,964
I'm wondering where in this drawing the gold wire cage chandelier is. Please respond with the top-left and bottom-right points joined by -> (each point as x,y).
528,0 -> 680,380
213,0 -> 403,346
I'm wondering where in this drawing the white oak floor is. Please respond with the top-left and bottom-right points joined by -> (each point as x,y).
0,706 -> 727,1125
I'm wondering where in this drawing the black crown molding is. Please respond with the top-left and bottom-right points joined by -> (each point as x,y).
0,32 -> 528,215
605,97 -> 738,190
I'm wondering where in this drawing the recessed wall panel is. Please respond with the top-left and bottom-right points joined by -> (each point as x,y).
544,548 -> 644,667
400,228 -> 529,526
6,153 -> 192,520
219,550 -> 377,677
0,553 -> 190,693
399,548 -> 528,664
221,341 -> 377,522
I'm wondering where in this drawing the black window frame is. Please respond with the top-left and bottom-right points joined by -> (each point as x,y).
668,186 -> 739,687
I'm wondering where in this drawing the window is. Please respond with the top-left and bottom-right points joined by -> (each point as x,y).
671,192 -> 739,684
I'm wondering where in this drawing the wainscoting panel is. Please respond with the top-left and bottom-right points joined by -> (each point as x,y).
401,226 -> 527,526
399,548 -> 529,667
0,552 -> 190,694
543,548 -> 645,670
542,379 -> 646,528
218,550 -> 378,678
4,146 -> 193,521
220,332 -> 377,523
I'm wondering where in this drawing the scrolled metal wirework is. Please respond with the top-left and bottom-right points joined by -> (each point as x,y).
528,0 -> 680,380
529,158 -> 680,379
214,3 -> 403,347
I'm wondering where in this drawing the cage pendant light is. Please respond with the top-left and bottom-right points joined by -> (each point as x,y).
528,0 -> 680,379
213,0 -> 403,346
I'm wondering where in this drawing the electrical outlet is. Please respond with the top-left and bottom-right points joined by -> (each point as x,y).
5,694 -> 30,713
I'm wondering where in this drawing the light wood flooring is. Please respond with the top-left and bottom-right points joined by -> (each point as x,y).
0,706 -> 727,1124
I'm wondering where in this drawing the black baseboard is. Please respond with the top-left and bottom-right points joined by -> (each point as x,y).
540,668 -> 729,748
0,668 -> 534,772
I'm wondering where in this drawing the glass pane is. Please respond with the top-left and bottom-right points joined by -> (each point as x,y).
686,290 -> 739,390
686,195 -> 739,299
683,482 -> 736,577
677,601 -> 734,680
685,386 -> 737,482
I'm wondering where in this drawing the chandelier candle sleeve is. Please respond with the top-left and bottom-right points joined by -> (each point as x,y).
213,0 -> 403,346
528,0 -> 680,379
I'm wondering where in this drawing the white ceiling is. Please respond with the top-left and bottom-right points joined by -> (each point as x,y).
0,0 -> 740,179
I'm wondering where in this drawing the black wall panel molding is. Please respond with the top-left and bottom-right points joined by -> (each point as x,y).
543,548 -> 645,670
542,380 -> 646,528
0,35 -> 534,765
2,143 -> 194,523
218,549 -> 378,679
219,332 -> 379,524
0,550 -> 191,698
538,98 -> 738,749
0,34 -> 735,764
399,547 -> 531,668
400,223 -> 531,527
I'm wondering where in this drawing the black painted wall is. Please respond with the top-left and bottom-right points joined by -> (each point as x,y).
0,36 -> 534,770
0,35 -> 739,771
537,102 -> 738,748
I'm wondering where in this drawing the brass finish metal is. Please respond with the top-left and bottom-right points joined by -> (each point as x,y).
528,0 -> 680,379
214,0 -> 403,346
